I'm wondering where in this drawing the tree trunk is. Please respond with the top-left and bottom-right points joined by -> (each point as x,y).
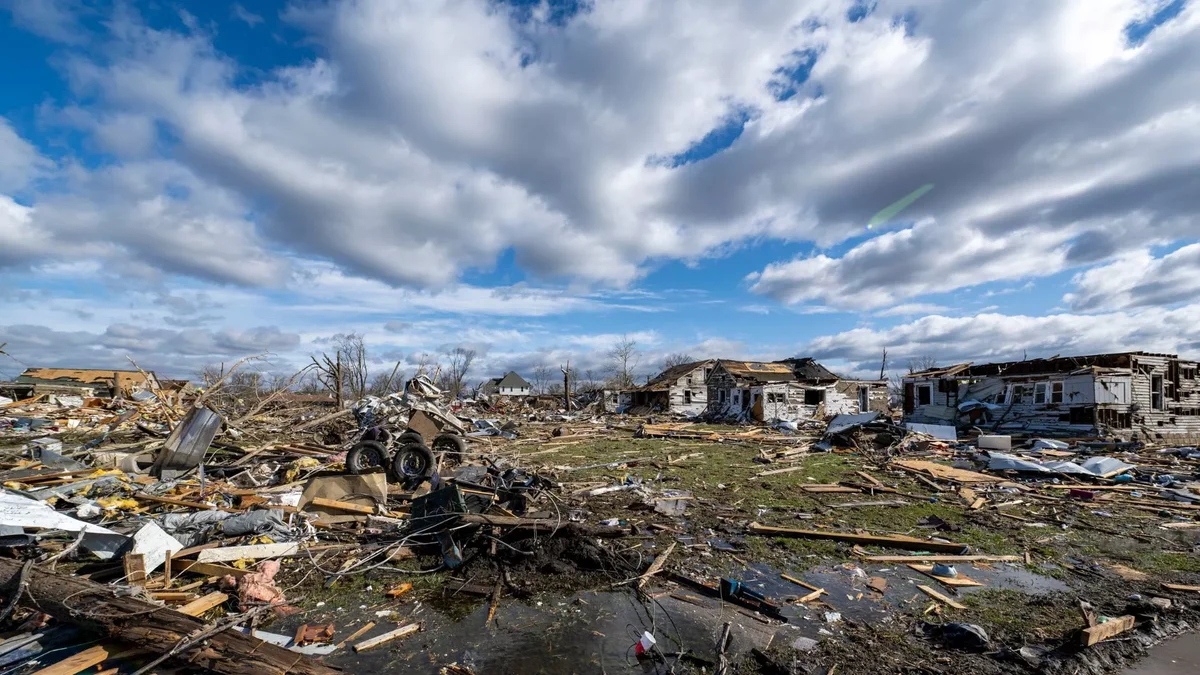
0,558 -> 339,675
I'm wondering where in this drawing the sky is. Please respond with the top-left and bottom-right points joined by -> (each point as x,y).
0,0 -> 1198,387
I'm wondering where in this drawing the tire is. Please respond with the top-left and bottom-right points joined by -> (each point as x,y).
398,430 -> 426,446
346,440 -> 389,474
432,433 -> 467,456
391,442 -> 436,481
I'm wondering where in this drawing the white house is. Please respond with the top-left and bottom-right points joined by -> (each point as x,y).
486,371 -> 533,397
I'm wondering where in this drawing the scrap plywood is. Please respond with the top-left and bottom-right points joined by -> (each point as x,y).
892,459 -> 999,484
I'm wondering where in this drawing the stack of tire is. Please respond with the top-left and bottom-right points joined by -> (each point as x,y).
346,427 -> 467,484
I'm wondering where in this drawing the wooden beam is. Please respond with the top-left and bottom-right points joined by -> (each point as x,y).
310,497 -> 376,515
0,559 -> 334,675
177,592 -> 229,617
353,623 -> 420,652
1081,616 -> 1136,646
637,542 -> 676,589
857,554 -> 1022,563
748,522 -> 968,554
32,645 -> 110,675
197,543 -> 301,563
916,584 -> 967,610
908,564 -> 984,587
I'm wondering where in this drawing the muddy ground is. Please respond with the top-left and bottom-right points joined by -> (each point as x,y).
255,431 -> 1200,674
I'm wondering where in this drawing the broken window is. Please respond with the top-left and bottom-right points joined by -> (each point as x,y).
1152,374 -> 1164,410
858,386 -> 869,411
1033,382 -> 1048,404
683,390 -> 692,404
1051,381 -> 1064,404
804,389 -> 826,405
917,385 -> 932,406
767,392 -> 785,403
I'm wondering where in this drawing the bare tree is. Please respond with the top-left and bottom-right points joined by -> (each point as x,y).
368,362 -> 404,396
661,352 -> 696,371
607,334 -> 640,389
905,355 -> 939,373
531,363 -> 551,395
333,333 -> 369,399
441,347 -> 477,398
879,348 -> 888,380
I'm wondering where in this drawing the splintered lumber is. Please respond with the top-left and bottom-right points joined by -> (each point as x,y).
892,459 -> 999,484
177,592 -> 229,617
637,543 -> 676,588
1162,583 -> 1200,593
310,497 -> 376,515
1081,616 -> 1136,646
0,558 -> 337,675
908,564 -> 984,587
353,623 -> 420,652
458,513 -> 627,538
796,589 -> 825,603
916,584 -> 967,610
748,522 -> 968,554
33,644 -> 110,674
173,560 -> 251,578
197,543 -> 301,563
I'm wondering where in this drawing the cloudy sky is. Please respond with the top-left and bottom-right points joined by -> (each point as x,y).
1,0 -> 1198,386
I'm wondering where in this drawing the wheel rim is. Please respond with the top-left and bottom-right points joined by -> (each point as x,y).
355,446 -> 385,470
398,450 -> 428,476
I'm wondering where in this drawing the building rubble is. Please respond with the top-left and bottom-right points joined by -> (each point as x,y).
0,357 -> 1198,675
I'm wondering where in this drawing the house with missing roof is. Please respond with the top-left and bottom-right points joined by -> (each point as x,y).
705,358 -> 888,422
624,359 -> 716,415
3,367 -> 160,400
483,371 -> 533,397
901,351 -> 1200,439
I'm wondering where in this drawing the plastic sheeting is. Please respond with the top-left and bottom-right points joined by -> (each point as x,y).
986,453 -> 1133,477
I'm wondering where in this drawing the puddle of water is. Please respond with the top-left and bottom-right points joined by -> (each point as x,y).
296,587 -> 778,674
1121,632 -> 1200,675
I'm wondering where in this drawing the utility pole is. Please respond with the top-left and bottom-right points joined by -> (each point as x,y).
561,361 -> 571,411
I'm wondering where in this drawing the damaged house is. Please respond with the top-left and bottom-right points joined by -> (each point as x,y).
624,359 -> 716,415
2,368 -> 160,401
706,359 -> 888,422
902,352 -> 1200,438
482,371 -> 533,397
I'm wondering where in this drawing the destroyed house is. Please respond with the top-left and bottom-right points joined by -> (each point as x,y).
483,371 -> 532,396
775,358 -> 890,416
625,360 -> 716,415
6,367 -> 160,399
707,358 -> 889,422
902,352 -> 1200,438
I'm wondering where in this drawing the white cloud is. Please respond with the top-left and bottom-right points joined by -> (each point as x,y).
804,304 -> 1200,366
231,4 -> 263,27
3,0 -> 1187,296
874,303 -> 952,317
0,118 -> 49,192
1065,245 -> 1200,311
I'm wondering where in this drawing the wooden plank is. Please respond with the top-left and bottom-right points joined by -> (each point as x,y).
353,623 -> 421,652
197,543 -> 301,563
748,522 -> 968,554
1162,582 -> 1200,593
916,584 -> 967,610
32,645 -> 110,675
1081,615 -> 1136,646
908,564 -> 984,587
336,622 -> 376,649
754,465 -> 808,477
124,553 -> 146,585
173,560 -> 252,579
857,554 -> 1022,563
177,592 -> 229,617
780,574 -> 824,593
133,494 -> 239,513
310,497 -> 376,515
796,589 -> 825,603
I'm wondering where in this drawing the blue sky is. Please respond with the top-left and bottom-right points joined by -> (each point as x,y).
1,0 -> 1199,386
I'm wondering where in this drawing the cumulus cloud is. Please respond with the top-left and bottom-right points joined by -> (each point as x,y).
3,0 -> 1187,296
804,304 -> 1200,367
1065,245 -> 1200,311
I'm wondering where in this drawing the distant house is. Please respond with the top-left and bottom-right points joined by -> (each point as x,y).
902,351 -> 1200,438
626,359 -> 716,415
6,367 -> 160,399
484,371 -> 533,397
706,358 -> 888,422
